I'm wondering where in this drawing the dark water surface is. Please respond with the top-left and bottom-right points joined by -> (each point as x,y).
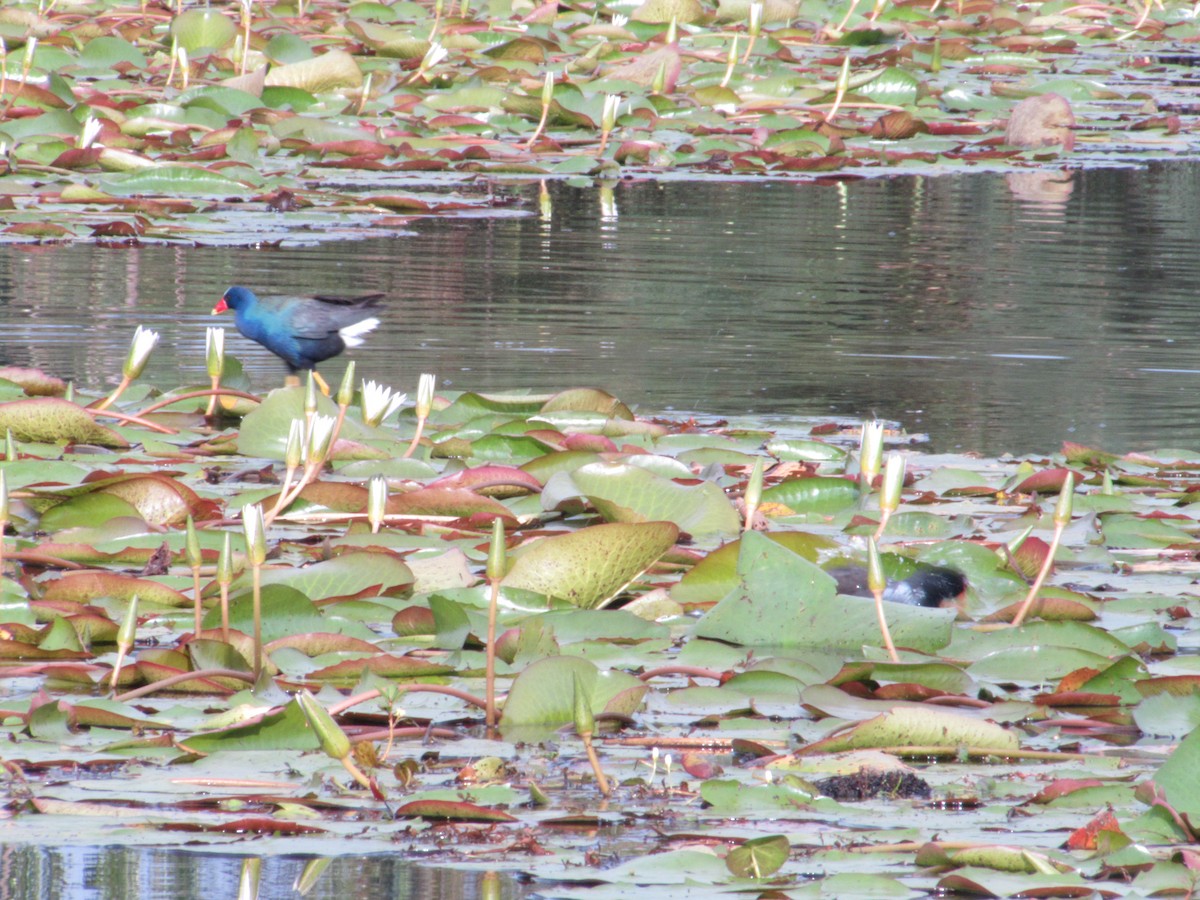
2,163 -> 1199,455
0,842 -> 526,900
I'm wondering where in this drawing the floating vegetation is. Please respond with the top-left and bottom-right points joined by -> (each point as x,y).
2,332 -> 1200,898
0,1 -> 1197,243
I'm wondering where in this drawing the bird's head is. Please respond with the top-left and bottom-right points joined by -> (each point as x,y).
212,286 -> 255,315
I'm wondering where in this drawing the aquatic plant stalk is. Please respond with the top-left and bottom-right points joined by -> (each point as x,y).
205,327 -> 224,416
527,72 -> 554,148
404,373 -> 435,459
485,517 -> 505,729
265,419 -> 304,523
824,55 -> 853,123
216,531 -> 232,642
741,2 -> 762,63
184,515 -> 203,635
0,470 -> 8,581
242,503 -> 267,680
265,414 -> 337,526
573,673 -> 610,796
1011,472 -> 1074,627
597,94 -> 620,156
720,35 -> 738,88
868,537 -> 899,662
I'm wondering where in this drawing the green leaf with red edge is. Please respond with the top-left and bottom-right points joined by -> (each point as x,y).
240,551 -> 413,601
392,800 -> 517,822
499,655 -> 647,727
1010,467 -> 1083,495
38,491 -> 144,532
502,520 -> 679,609
306,654 -> 456,684
388,486 -> 518,522
0,398 -> 128,448
801,706 -> 1019,755
672,532 -> 839,605
546,463 -> 739,537
41,571 -> 192,608
761,476 -> 861,514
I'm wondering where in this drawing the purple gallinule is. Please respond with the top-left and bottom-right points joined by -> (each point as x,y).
827,564 -> 967,609
212,286 -> 384,392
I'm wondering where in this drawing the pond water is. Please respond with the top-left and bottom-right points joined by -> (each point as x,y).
0,842 -> 528,900
2,161 -> 1199,457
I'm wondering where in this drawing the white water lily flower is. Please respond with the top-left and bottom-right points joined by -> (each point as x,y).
122,326 -> 160,380
205,327 -> 225,378
305,413 -> 337,464
422,41 -> 448,71
601,94 -> 621,133
242,503 -> 266,565
367,474 -> 388,532
360,379 -> 406,427
416,373 -> 436,419
78,116 -> 102,150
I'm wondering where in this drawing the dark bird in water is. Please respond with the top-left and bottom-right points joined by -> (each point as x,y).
827,564 -> 968,609
212,286 -> 384,392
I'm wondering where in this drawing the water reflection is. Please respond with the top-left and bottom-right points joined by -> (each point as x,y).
1,163 -> 1199,455
0,843 -> 526,900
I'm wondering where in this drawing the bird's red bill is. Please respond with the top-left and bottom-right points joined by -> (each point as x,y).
212,298 -> 229,314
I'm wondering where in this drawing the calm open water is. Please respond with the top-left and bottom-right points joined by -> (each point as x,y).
1,163 -> 1199,456
0,165 -> 1197,894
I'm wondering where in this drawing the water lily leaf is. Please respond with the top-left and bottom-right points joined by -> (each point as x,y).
541,388 -> 634,419
183,698 -> 319,753
0,398 -> 128,448
549,462 -> 740,537
100,166 -> 249,197
761,476 -> 860,513
500,655 -> 647,726
0,366 -> 66,396
856,67 -> 921,105
236,387 -> 366,460
92,474 -> 210,527
80,37 -> 147,71
170,9 -> 237,53
502,521 -> 679,609
393,800 -> 517,822
803,705 -> 1019,754
41,572 -> 191,608
307,654 -> 455,683
249,552 -> 414,601
726,834 -> 789,879
694,531 -> 954,652
606,46 -> 682,92
389,486 -> 517,523
429,594 -> 472,649
632,0 -> 704,23
265,50 -> 363,92
672,532 -> 838,604
38,492 -> 142,532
